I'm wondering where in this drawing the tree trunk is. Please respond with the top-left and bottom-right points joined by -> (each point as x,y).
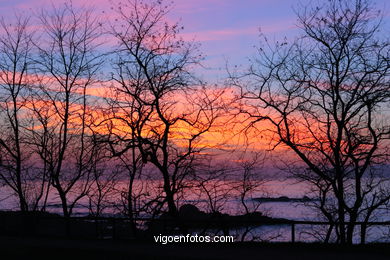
336,177 -> 346,244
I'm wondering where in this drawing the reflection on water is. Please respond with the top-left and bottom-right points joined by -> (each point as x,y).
2,178 -> 390,243
0,178 -> 315,219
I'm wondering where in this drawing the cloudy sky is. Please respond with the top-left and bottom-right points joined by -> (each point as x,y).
1,0 -> 388,83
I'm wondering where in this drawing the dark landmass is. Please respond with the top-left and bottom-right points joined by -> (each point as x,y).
253,196 -> 319,203
1,236 -> 390,260
146,204 -> 290,234
1,210 -> 390,259
166,204 -> 289,224
0,207 -> 289,241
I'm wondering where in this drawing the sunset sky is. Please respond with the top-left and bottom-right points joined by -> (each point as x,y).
0,0 -> 389,157
1,0 -> 389,83
1,0 -> 390,230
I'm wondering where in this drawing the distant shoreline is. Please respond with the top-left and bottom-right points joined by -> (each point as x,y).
253,196 -> 319,203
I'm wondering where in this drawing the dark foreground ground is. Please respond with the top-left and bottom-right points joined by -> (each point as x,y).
1,236 -> 390,260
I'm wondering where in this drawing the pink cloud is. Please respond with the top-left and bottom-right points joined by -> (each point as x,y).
180,19 -> 296,43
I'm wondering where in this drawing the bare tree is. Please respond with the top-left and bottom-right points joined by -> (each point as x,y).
86,141 -> 120,217
30,2 -> 104,217
105,0 -> 225,218
192,164 -> 233,215
230,0 -> 390,244
233,152 -> 267,215
0,14 -> 45,211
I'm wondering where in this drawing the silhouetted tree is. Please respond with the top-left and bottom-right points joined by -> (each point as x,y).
30,2 -> 104,217
230,0 -> 390,244
86,141 -> 120,217
105,0 -> 225,218
192,164 -> 233,214
0,14 -> 45,211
